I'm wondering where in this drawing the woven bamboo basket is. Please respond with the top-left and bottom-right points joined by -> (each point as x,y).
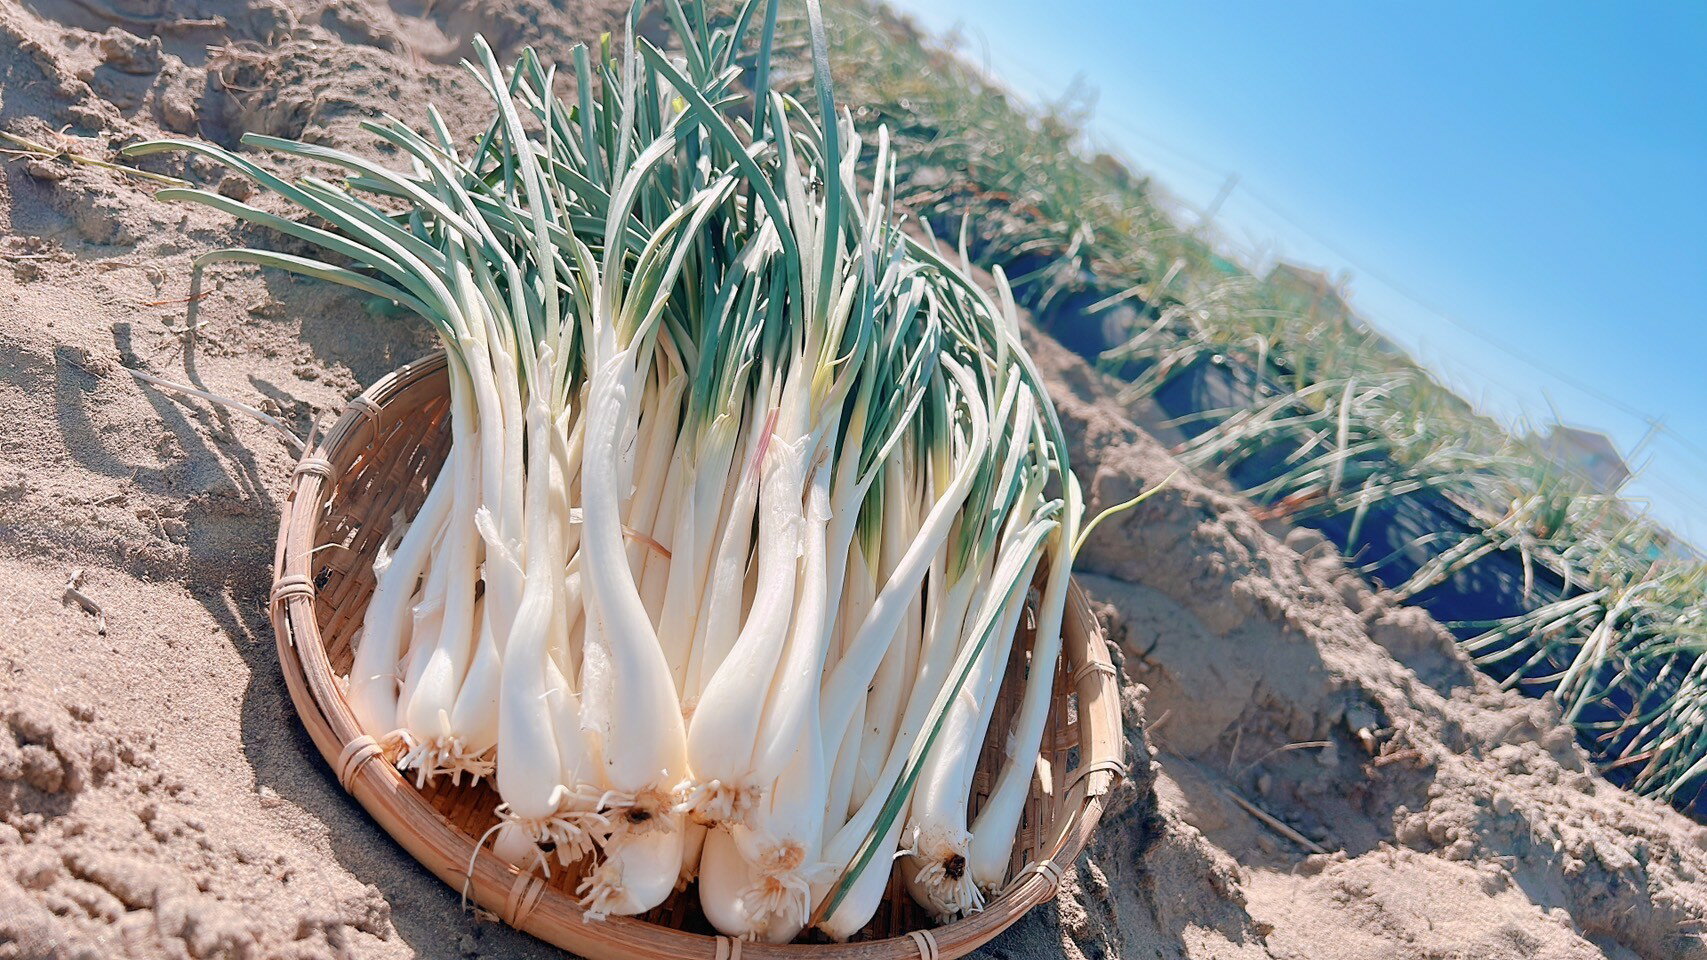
270,351 -> 1126,960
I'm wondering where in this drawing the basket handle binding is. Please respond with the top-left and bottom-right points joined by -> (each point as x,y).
336,735 -> 384,793
908,929 -> 940,960
505,870 -> 548,928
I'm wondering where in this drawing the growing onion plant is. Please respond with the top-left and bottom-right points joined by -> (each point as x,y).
798,1 -> 1707,809
129,0 -> 1126,939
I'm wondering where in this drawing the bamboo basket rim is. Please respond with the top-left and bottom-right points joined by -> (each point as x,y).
269,351 -> 1126,960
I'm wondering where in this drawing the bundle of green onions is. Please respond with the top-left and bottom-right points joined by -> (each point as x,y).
128,0 -> 1116,940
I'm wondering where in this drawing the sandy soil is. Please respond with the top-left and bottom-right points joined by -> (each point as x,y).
2,2 -> 1706,958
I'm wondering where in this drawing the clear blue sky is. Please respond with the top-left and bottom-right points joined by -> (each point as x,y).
888,1 -> 1707,547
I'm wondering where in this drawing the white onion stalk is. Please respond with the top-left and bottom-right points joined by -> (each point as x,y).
818,359 -> 990,762
445,267 -> 529,767
576,149 -> 727,915
639,443 -> 685,624
679,371 -> 811,828
852,461 -> 919,809
579,340 -> 693,916
727,455 -> 838,933
892,376 -> 1045,917
685,397 -> 767,707
903,518 -> 1051,920
968,480 -> 1083,890
348,460 -> 455,742
811,402 -> 1006,932
811,556 -> 978,938
815,811 -> 905,941
395,518 -> 450,735
655,415 -> 739,696
395,363 -> 489,784
626,371 -> 686,580
698,827 -> 766,940
822,545 -> 874,826
491,380 -> 606,871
